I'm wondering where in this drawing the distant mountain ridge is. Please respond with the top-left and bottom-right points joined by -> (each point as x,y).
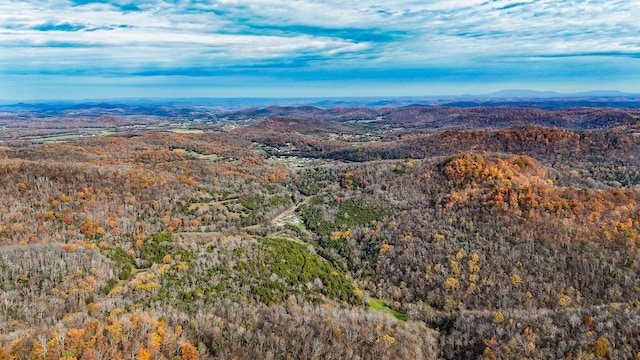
2,90 -> 640,110
481,89 -> 637,98
481,89 -> 563,98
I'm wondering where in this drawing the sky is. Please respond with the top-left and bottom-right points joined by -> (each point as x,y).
1,0 -> 639,100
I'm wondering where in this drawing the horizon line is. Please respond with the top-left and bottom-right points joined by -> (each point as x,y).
3,89 -> 640,104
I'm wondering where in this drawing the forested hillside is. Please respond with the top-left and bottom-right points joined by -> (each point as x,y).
2,105 -> 640,359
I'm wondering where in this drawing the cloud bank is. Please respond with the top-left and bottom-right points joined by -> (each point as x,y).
1,0 -> 639,99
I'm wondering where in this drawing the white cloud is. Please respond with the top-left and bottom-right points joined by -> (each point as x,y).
1,0 -> 640,97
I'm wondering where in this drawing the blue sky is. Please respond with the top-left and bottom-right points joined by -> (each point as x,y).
1,0 -> 639,100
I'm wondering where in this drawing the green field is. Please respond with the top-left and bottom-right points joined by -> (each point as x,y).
369,298 -> 407,321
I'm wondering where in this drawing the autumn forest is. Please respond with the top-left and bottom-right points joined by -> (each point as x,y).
2,102 -> 640,359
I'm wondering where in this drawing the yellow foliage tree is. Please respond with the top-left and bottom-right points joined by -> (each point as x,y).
510,274 -> 523,285
379,244 -> 394,255
592,337 -> 610,357
180,342 -> 199,360
137,346 -> 153,360
492,312 -> 504,324
444,277 -> 460,290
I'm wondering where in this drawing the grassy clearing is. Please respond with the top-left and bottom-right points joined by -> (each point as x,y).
270,156 -> 314,167
24,134 -> 83,143
369,298 -> 407,321
168,129 -> 205,134
172,148 -> 219,160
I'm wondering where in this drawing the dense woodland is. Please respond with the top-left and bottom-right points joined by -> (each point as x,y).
2,104 -> 640,359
